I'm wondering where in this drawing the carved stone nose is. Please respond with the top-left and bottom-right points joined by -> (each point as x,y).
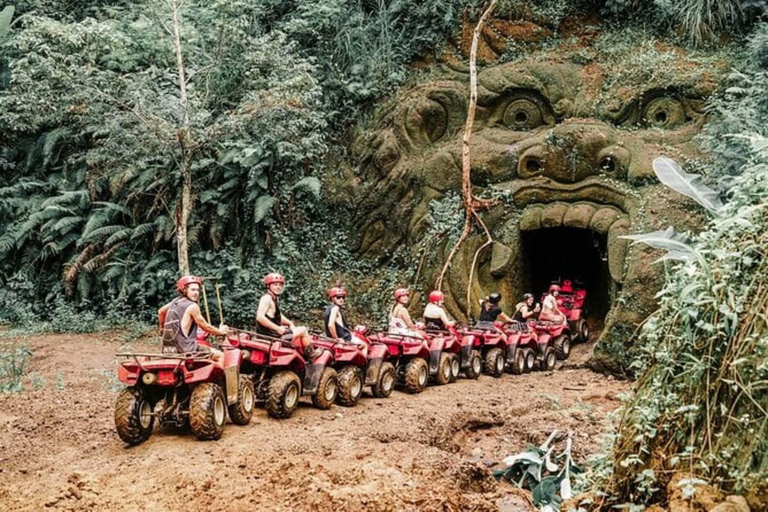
517,122 -> 629,183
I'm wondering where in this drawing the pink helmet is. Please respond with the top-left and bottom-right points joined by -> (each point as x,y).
264,273 -> 285,286
176,275 -> 202,293
328,287 -> 347,299
394,288 -> 410,300
549,284 -> 561,294
428,290 -> 445,303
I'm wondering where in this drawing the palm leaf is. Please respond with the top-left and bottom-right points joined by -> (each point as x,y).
292,176 -> 322,200
0,6 -> 14,42
253,195 -> 277,224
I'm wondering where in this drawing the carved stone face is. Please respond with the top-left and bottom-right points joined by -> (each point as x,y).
352,22 -> 723,367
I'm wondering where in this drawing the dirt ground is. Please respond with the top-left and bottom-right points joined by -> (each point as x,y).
0,329 -> 628,512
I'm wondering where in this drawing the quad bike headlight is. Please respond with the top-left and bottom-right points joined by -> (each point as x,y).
141,372 -> 158,385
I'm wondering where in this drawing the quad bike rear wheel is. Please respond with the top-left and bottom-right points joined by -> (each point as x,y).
553,334 -> 571,360
464,350 -> 482,379
448,354 -> 460,383
114,387 -> 154,445
435,353 -> 452,385
228,375 -> 255,426
523,349 -> 536,373
483,348 -> 505,378
372,362 -> 396,398
539,347 -> 557,371
511,349 -> 526,375
336,366 -> 363,407
403,358 -> 428,394
266,371 -> 301,419
312,367 -> 338,410
190,382 -> 227,441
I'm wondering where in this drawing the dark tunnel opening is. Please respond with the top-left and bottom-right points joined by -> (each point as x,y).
520,227 -> 613,320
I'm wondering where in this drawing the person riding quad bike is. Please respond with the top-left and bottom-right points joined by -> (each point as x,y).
256,272 -> 321,360
324,286 -> 368,357
423,290 -> 456,331
477,293 -> 513,328
388,288 -> 425,339
513,293 -> 541,323
540,285 -> 567,325
158,275 -> 230,357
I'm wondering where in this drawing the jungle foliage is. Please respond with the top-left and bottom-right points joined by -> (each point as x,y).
588,23 -> 768,507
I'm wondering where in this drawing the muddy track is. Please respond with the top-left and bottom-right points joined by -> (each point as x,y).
0,332 -> 627,511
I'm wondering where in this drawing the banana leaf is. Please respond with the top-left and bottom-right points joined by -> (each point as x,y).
652,156 -> 723,214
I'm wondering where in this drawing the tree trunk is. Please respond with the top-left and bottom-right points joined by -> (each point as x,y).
169,0 -> 191,276
435,0 -> 497,298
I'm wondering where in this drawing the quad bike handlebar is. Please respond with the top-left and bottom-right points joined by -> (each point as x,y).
227,327 -> 299,350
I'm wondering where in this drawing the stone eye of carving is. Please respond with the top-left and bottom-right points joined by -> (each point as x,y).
404,98 -> 448,144
640,96 -> 687,129
503,99 -> 546,131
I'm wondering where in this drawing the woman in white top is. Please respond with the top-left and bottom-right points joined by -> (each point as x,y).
388,288 -> 425,339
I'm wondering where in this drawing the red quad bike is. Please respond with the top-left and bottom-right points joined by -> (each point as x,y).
311,328 -> 397,407
541,279 -> 589,346
498,321 -> 540,375
424,324 -> 482,383
360,330 -> 431,394
455,325 -> 506,378
528,320 -> 573,369
228,331 -> 339,419
114,344 -> 255,446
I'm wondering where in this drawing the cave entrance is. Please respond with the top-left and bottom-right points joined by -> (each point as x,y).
520,227 -> 613,321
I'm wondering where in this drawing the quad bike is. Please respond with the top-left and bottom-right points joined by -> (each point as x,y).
229,330 -> 339,419
311,328 -> 396,407
360,329 -> 431,394
528,320 -> 573,368
456,324 -> 507,378
497,321 -> 540,375
114,344 -> 254,445
541,279 -> 589,343
423,324 -> 482,384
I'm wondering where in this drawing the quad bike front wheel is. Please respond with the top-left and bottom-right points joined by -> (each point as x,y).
483,348 -> 505,378
553,334 -> 571,360
312,367 -> 338,410
435,353 -> 452,385
511,349 -> 526,375
266,371 -> 302,419
372,362 -> 396,398
336,366 -> 363,407
403,358 -> 428,394
539,347 -> 557,371
448,354 -> 460,383
577,319 -> 589,343
114,387 -> 154,445
228,375 -> 255,426
464,350 -> 482,380
190,382 -> 227,441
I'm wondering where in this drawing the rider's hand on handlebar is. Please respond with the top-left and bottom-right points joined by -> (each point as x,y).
276,325 -> 287,335
219,324 -> 230,336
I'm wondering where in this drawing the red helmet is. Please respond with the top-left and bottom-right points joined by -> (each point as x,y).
264,273 -> 285,286
328,286 -> 347,299
177,275 -> 202,293
549,284 -> 561,294
394,288 -> 410,300
428,290 -> 445,303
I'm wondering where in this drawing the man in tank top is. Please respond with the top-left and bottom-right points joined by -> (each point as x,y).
158,275 -> 230,355
256,272 -> 320,360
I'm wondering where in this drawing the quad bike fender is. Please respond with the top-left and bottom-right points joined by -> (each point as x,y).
303,361 -> 328,395
271,351 -> 306,373
460,341 -> 473,368
364,357 -> 383,386
183,362 -> 224,384
567,308 -> 583,321
221,347 -> 241,369
118,363 -> 139,385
